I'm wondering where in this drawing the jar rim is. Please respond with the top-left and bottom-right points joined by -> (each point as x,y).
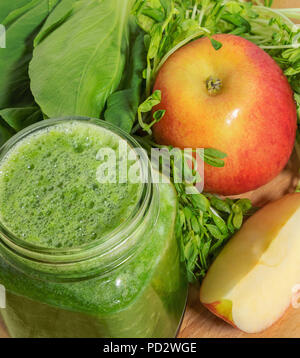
0,116 -> 154,267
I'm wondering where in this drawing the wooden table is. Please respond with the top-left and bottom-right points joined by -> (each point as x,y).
1,0 -> 300,339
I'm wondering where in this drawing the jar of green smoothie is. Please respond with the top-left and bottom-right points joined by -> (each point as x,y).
0,117 -> 187,338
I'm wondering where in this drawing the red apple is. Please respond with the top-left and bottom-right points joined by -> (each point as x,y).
153,34 -> 297,195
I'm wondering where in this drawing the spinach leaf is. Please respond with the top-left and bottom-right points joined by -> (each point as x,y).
29,0 -> 135,118
0,0 -> 60,109
34,0 -> 80,47
0,107 -> 43,132
104,20 -> 146,133
0,0 -> 33,23
0,119 -> 15,147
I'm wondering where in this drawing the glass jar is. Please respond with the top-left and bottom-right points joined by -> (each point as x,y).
0,117 -> 187,338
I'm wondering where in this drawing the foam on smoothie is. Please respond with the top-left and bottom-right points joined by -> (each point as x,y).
0,121 -> 143,249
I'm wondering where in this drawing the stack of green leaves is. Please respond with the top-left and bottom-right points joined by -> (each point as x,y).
177,193 -> 252,281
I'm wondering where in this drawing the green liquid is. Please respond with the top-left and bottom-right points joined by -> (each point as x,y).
0,121 -> 142,248
0,119 -> 187,338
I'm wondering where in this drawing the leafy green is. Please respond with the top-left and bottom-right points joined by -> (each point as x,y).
177,194 -> 253,282
0,119 -> 15,147
210,38 -> 223,50
29,0 -> 135,118
135,90 -> 166,134
0,107 -> 43,132
134,133 -> 249,282
104,20 -> 146,133
0,0 -> 31,23
33,0 -> 79,47
0,0 -> 60,109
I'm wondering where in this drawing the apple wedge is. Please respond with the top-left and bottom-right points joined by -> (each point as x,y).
200,193 -> 300,333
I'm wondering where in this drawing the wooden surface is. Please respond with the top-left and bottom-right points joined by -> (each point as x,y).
1,0 -> 300,339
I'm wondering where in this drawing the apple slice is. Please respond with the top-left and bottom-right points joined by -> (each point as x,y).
200,193 -> 300,333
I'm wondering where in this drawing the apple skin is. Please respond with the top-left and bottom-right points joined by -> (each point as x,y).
199,193 -> 300,334
203,300 -> 237,329
153,34 -> 297,195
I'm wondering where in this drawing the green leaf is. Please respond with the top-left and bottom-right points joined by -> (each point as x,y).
206,224 -> 225,240
204,148 -> 227,159
235,199 -> 252,214
34,0 -> 79,47
221,13 -> 251,33
203,155 -> 226,168
202,240 -> 211,259
203,148 -> 227,167
139,90 -> 162,113
153,109 -> 165,122
264,0 -> 273,7
227,212 -> 235,234
211,212 -> 228,236
0,107 -> 42,132
209,195 -> 231,214
105,22 -> 146,133
189,194 -> 210,212
29,0 -> 135,118
141,8 -> 165,22
210,38 -> 223,50
183,206 -> 192,221
233,209 -> 243,230
0,0 -> 31,23
0,119 -> 14,147
191,216 -> 200,234
0,0 -> 59,109
148,23 -> 163,60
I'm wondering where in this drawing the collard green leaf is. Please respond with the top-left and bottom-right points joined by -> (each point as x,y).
29,0 -> 135,118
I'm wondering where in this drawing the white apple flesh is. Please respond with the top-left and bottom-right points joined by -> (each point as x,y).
200,193 -> 300,333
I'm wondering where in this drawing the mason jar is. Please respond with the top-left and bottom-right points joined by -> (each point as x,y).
0,117 -> 187,338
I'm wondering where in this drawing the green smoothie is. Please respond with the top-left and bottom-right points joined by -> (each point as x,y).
0,121 -> 142,248
0,118 -> 187,338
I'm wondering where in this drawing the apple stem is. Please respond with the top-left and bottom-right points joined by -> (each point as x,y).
206,76 -> 222,96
